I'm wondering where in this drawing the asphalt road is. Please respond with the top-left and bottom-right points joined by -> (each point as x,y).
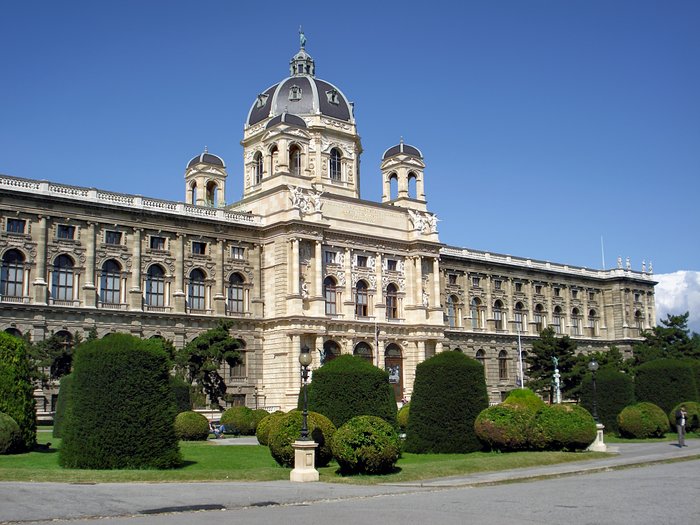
2,460 -> 699,525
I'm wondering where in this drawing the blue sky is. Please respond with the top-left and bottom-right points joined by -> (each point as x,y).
1,0 -> 698,276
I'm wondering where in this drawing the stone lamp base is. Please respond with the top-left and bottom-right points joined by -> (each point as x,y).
290,440 -> 319,482
587,423 -> 607,452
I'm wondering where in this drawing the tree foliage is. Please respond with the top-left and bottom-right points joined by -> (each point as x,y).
0,332 -> 36,452
525,328 -> 579,401
28,331 -> 82,385
175,320 -> 242,410
632,313 -> 700,366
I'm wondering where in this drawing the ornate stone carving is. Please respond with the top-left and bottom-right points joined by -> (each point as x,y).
408,210 -> 439,234
288,185 -> 323,217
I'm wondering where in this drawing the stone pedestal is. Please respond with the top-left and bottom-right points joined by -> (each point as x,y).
587,423 -> 607,452
290,440 -> 319,482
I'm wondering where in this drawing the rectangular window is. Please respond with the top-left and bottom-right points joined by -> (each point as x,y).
472,277 -> 480,288
6,218 -> 26,234
534,313 -> 544,333
589,291 -> 596,301
231,247 -> 245,260
553,287 -> 561,297
324,251 -> 337,264
387,259 -> 397,271
105,230 -> 122,245
356,255 -> 367,268
515,282 -> 522,292
56,224 -> 75,240
150,236 -> 166,250
448,274 -> 457,285
535,285 -> 542,294
494,280 -> 502,290
192,241 -> 207,255
572,317 -> 581,336
571,289 -> 578,299
634,293 -> 640,303
231,353 -> 246,378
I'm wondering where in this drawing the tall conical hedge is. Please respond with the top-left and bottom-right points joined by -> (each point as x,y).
0,332 -> 36,452
303,354 -> 397,428
634,358 -> 699,414
580,368 -> 635,433
59,333 -> 181,469
405,351 -> 489,453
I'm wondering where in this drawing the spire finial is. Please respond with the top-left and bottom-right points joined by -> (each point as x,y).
299,26 -> 306,49
204,145 -> 208,153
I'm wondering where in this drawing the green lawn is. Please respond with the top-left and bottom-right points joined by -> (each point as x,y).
0,430 -> 611,484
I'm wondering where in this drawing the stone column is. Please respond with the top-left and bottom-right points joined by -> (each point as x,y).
129,228 -> 143,310
33,216 -> 48,304
431,257 -> 440,308
173,234 -> 186,313
82,222 -> 97,307
290,238 -> 300,295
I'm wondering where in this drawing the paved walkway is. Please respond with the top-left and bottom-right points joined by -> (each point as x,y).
1,439 -> 698,523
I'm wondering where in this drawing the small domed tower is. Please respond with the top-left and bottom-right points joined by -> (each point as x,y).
380,139 -> 427,211
184,149 -> 228,207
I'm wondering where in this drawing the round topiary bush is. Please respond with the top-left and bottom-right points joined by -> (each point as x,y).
397,403 -> 410,433
251,409 -> 270,434
668,401 -> 700,433
174,411 -> 210,441
0,412 -> 21,455
580,368 -> 635,434
256,411 -> 285,446
634,359 -> 698,414
503,388 -> 546,413
405,351 -> 489,453
59,333 -> 182,469
474,404 -> 534,451
617,402 -> 668,439
0,332 -> 36,452
331,415 -> 401,475
221,406 -> 256,435
528,404 -> 596,451
268,410 -> 336,468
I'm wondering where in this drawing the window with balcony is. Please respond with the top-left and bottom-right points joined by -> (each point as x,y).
324,276 -> 337,315
1,249 -> 25,298
145,265 -> 165,307
100,259 -> 121,305
227,273 -> 245,313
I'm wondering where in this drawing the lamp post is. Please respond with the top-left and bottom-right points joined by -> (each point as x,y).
588,358 -> 599,422
299,344 -> 312,441
586,357 -> 606,452
290,342 -> 319,482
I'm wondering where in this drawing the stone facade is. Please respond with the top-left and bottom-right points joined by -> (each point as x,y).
0,42 -> 656,415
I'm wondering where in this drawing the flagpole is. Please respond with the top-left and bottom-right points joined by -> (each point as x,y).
517,328 -> 524,387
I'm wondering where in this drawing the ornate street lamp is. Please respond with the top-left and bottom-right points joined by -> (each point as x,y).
588,358 -> 599,422
299,344 -> 312,441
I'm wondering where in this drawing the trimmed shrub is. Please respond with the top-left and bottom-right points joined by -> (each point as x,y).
405,351 -> 489,453
635,359 -> 698,414
268,410 -> 336,467
474,404 -> 534,451
174,411 -> 210,441
221,406 -> 256,435
331,415 -> 401,475
0,332 -> 36,452
52,374 -> 74,439
252,409 -> 270,433
503,388 -> 546,412
529,404 -> 596,451
668,401 -> 700,432
170,376 -> 192,413
59,333 -> 182,469
256,411 -> 285,446
580,368 -> 635,434
304,355 -> 397,429
0,412 -> 21,454
397,403 -> 410,433
617,402 -> 668,439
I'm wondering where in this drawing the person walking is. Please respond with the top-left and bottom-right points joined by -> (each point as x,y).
675,405 -> 688,447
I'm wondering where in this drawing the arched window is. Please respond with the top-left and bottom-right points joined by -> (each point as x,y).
446,294 -> 457,328
407,171 -> 417,198
188,269 -> 206,310
552,306 -> 563,334
385,343 -> 403,400
498,350 -> 508,380
493,300 -> 504,330
353,341 -> 372,362
588,309 -> 598,336
227,273 -> 245,313
206,181 -> 218,206
355,280 -> 368,317
388,172 -> 398,200
290,145 -> 302,176
571,307 -> 581,336
253,152 -> 263,184
476,349 -> 486,367
100,259 -> 121,305
190,182 -> 197,204
514,301 -> 525,333
1,249 -> 25,298
386,283 -> 398,320
324,276 -> 337,315
470,297 -> 482,329
52,255 -> 74,302
330,148 -> 341,181
323,340 -> 341,363
634,310 -> 643,330
269,144 -> 278,177
145,265 -> 165,307
534,304 -> 545,333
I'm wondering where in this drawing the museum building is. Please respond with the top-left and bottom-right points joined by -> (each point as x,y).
0,41 -> 656,414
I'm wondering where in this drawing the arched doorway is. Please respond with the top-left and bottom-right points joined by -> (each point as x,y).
323,340 -> 341,364
353,342 -> 372,362
385,343 -> 403,401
